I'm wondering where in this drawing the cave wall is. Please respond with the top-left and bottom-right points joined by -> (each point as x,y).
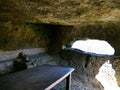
24,21 -> 120,55
64,21 -> 120,55
0,21 -> 47,50
1,20 -> 120,89
0,21 -> 73,52
1,21 -> 120,55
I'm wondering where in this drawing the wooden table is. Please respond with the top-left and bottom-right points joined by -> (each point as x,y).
0,65 -> 74,90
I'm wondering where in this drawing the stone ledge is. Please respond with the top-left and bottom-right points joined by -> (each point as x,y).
0,48 -> 46,75
0,48 -> 45,62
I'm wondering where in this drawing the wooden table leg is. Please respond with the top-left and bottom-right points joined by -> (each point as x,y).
66,73 -> 72,90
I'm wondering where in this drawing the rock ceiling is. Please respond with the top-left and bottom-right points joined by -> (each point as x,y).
0,0 -> 120,25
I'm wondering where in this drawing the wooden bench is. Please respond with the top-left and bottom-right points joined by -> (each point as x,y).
0,65 -> 74,90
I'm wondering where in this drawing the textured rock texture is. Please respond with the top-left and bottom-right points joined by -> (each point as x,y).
0,0 -> 119,24
0,0 -> 120,89
0,48 -> 120,90
0,48 -> 45,75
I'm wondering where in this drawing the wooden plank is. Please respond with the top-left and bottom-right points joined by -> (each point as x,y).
0,65 -> 74,90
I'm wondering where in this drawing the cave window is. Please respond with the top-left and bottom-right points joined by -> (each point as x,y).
95,60 -> 120,90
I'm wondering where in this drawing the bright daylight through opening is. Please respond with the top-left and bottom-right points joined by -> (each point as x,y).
95,60 -> 120,90
71,39 -> 115,55
71,39 -> 120,90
